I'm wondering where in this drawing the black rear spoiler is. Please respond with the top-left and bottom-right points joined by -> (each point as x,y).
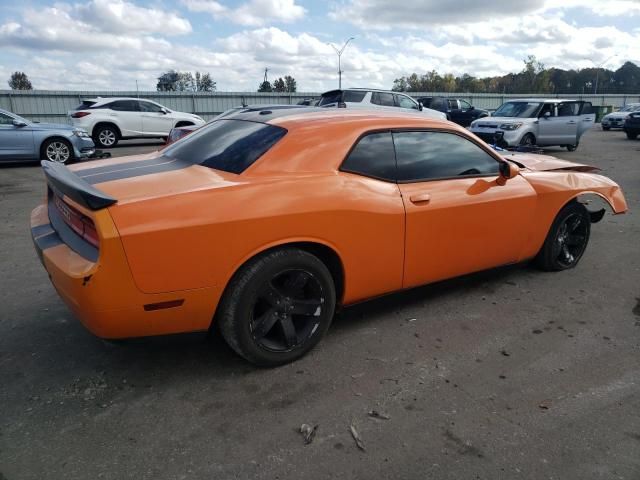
41,161 -> 117,210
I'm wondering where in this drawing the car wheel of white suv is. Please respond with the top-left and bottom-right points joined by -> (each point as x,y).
94,125 -> 119,148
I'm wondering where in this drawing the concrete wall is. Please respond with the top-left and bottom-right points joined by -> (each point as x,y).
1,89 -> 639,124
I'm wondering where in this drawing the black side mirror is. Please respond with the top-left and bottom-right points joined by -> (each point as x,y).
469,106 -> 475,111
418,102 -> 423,111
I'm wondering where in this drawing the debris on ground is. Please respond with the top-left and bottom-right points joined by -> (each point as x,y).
349,424 -> 366,451
538,399 -> 552,410
299,424 -> 318,445
500,349 -> 510,357
368,410 -> 390,420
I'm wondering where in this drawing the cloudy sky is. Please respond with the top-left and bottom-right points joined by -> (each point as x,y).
0,0 -> 639,92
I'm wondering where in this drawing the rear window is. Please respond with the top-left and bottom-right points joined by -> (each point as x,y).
163,119 -> 286,174
319,90 -> 343,106
75,101 -> 97,110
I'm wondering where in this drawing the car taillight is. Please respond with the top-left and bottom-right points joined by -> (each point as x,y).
54,195 -> 99,248
71,112 -> 91,118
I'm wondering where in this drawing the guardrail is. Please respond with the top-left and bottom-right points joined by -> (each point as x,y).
1,90 -> 639,124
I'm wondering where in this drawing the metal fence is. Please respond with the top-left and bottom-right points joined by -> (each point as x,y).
1,89 -> 639,124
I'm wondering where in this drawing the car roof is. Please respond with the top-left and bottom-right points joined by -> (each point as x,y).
85,97 -> 159,103
321,88 -> 411,95
506,98 -> 578,103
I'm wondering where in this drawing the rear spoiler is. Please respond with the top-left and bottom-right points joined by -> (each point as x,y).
41,161 -> 116,210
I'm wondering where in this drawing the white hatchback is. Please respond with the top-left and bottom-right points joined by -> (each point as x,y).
69,97 -> 205,148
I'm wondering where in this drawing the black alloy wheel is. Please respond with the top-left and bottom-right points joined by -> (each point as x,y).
535,202 -> 591,271
217,248 -> 336,367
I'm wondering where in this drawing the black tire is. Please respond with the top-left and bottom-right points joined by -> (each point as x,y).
41,138 -> 74,164
602,126 -> 610,131
535,202 -> 591,271
93,125 -> 119,148
566,143 -> 578,151
520,133 -> 535,146
217,248 -> 336,367
626,131 -> 638,140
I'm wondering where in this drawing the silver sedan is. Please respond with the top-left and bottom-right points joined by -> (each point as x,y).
0,108 -> 95,164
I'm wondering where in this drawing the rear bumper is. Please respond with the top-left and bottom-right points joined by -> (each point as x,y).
31,202 -> 219,339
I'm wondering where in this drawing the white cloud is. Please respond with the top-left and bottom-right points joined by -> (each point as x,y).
182,0 -> 305,26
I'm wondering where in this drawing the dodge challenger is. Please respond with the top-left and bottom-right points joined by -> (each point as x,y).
31,107 -> 628,366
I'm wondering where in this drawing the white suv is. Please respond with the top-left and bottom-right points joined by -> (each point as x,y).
470,99 -> 595,151
69,97 -> 205,148
318,88 -> 446,120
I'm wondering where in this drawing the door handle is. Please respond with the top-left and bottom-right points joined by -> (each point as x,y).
410,193 -> 431,204
566,121 -> 577,125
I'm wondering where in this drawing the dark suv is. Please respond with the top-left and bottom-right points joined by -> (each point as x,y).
417,97 -> 489,127
623,111 -> 640,139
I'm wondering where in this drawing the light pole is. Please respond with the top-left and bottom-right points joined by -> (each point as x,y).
587,54 -> 618,94
329,37 -> 355,89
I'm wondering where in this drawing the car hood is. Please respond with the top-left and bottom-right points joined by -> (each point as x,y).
605,112 -> 632,119
499,152 -> 600,173
68,151 -> 238,205
478,116 -> 534,124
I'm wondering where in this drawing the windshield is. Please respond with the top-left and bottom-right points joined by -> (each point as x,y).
163,119 -> 286,174
620,105 -> 640,112
493,102 -> 542,118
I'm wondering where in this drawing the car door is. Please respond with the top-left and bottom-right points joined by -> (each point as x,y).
536,103 -> 564,145
395,94 -> 421,112
456,99 -> 475,127
577,102 -> 595,141
108,100 -> 142,137
446,99 -> 462,123
0,112 -> 35,161
555,102 -> 581,144
393,130 -> 537,289
138,101 -> 174,136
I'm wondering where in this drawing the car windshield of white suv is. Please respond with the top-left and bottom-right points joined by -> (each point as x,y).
493,102 -> 542,118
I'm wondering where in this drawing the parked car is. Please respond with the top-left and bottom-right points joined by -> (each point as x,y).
623,110 -> 640,139
0,108 -> 94,164
601,103 -> 640,130
31,108 -> 627,366
470,99 -> 595,151
318,88 -> 446,120
297,98 -> 318,106
417,96 -> 489,126
69,97 -> 205,148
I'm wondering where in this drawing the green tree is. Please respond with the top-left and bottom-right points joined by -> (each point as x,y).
258,80 -> 273,92
8,71 -> 33,90
284,75 -> 297,92
273,77 -> 286,92
195,72 -> 216,92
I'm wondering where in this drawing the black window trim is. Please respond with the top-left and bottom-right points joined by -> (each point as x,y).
338,128 -> 505,184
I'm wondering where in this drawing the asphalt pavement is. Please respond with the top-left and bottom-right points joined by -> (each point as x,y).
1,128 -> 639,479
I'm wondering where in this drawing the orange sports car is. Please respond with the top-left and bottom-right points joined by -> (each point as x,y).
31,107 -> 628,366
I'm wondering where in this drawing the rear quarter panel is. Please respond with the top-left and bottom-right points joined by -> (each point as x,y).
108,173 -> 406,305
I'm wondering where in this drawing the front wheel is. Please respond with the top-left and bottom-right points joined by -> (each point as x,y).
566,143 -> 578,151
41,138 -> 73,164
626,131 -> 638,140
535,202 -> 591,271
602,126 -> 610,131
520,133 -> 535,146
217,248 -> 336,367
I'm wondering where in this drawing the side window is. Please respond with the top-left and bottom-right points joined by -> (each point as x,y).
394,131 -> 499,182
538,103 -> 555,117
430,98 -> 446,111
341,132 -> 396,181
558,102 -> 580,117
138,101 -> 163,113
371,92 -> 395,107
580,102 -> 593,115
343,90 -> 367,103
0,112 -> 15,125
110,100 -> 139,112
396,95 -> 418,109
447,99 -> 458,110
460,100 -> 472,110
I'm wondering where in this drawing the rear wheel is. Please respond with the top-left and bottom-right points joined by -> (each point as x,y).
566,143 -> 578,151
520,133 -> 535,146
41,138 -> 73,164
93,125 -> 119,148
217,248 -> 336,367
535,202 -> 591,271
